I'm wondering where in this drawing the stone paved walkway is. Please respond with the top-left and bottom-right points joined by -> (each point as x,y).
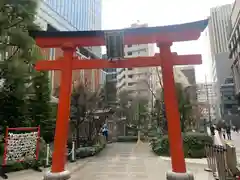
7,143 -> 213,180
71,143 -> 213,180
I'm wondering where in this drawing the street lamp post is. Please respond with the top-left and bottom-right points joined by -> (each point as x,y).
205,75 -> 211,125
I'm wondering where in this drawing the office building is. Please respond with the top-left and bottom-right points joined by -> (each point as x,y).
209,4 -> 232,57
220,76 -> 240,126
43,0 -> 102,30
208,4 -> 232,120
36,0 -> 103,94
196,83 -> 217,121
220,76 -> 238,115
43,0 -> 102,57
229,0 -> 240,102
116,23 -> 155,99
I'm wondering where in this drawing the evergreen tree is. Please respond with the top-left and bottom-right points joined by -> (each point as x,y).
27,47 -> 54,142
0,0 -> 39,128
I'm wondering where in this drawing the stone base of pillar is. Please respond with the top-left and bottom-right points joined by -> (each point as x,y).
166,171 -> 194,180
43,170 -> 71,180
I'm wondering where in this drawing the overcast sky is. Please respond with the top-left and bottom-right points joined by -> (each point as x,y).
102,0 -> 235,83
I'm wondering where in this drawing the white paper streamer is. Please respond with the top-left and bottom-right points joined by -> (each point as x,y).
6,132 -> 38,162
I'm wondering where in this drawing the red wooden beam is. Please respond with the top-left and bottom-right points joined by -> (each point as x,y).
35,54 -> 202,71
35,31 -> 200,48
72,56 -> 160,69
35,60 -> 63,71
173,54 -> 202,65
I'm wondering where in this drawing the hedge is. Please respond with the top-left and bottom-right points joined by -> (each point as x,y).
75,135 -> 106,159
150,132 -> 213,158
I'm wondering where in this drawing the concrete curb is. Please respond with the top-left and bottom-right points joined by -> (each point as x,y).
70,158 -> 92,173
159,157 -> 208,165
5,158 -> 92,179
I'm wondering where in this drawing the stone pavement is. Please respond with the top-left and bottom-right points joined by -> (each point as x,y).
6,158 -> 90,180
7,143 -> 213,180
70,143 -> 213,180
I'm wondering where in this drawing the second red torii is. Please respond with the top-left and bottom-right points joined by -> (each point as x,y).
35,54 -> 201,70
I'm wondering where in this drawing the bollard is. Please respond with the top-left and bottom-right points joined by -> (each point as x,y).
215,146 -> 227,180
226,143 -> 238,176
46,144 -> 50,167
212,145 -> 218,178
205,144 -> 212,172
71,141 -> 75,162
210,144 -> 215,173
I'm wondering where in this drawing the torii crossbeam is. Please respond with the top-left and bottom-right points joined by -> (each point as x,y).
30,19 -> 208,180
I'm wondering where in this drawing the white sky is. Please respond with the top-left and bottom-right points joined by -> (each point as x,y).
102,0 -> 235,83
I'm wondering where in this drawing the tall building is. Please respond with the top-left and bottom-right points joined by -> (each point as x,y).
43,0 -> 102,57
44,0 -> 102,30
209,4 -> 232,56
196,83 -> 218,121
36,0 -> 103,95
116,23 -> 155,98
209,4 -> 232,83
220,76 -> 240,126
229,0 -> 240,102
220,76 -> 238,115
208,4 -> 232,120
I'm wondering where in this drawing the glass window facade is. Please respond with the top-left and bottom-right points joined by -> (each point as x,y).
44,0 -> 102,30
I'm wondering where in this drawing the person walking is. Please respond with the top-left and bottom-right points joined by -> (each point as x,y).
102,123 -> 109,142
222,129 -> 226,140
210,124 -> 215,136
217,126 -> 222,139
226,125 -> 231,140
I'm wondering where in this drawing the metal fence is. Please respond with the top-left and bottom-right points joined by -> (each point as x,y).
205,144 -> 240,180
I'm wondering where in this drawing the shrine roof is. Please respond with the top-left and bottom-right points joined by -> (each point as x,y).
30,19 -> 208,38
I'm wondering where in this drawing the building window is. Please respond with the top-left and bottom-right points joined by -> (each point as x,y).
128,68 -> 133,70
224,104 -> 232,109
127,52 -> 132,56
128,75 -> 133,78
128,45 -> 132,47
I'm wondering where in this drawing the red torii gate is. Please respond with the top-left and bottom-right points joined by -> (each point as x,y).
30,19 -> 208,180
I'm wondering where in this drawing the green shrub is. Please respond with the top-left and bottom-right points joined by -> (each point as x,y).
151,132 -> 213,158
75,135 -> 106,158
75,147 -> 96,158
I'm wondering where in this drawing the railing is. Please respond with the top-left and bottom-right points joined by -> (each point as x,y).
45,141 -> 75,167
205,143 -> 240,180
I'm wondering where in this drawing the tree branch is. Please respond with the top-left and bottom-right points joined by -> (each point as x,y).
155,67 -> 163,89
141,78 -> 158,100
5,47 -> 19,61
4,18 -> 24,30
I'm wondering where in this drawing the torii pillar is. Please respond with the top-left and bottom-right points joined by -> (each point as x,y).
30,19 -> 208,180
